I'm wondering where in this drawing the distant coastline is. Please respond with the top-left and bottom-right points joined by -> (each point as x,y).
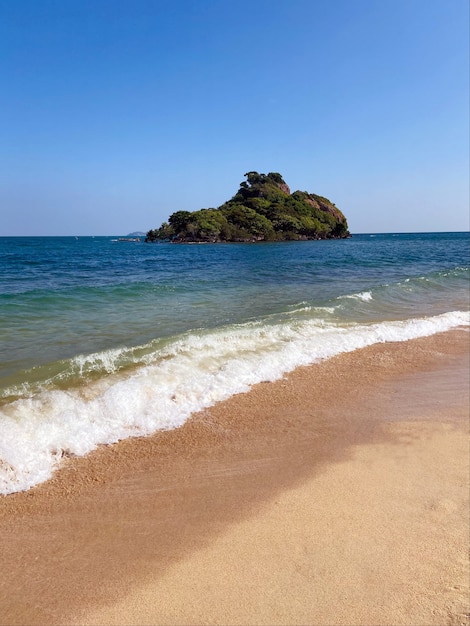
1,230 -> 469,240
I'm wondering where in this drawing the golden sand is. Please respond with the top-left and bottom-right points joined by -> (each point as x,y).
0,330 -> 468,626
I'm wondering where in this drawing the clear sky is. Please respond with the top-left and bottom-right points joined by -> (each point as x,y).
1,0 -> 469,235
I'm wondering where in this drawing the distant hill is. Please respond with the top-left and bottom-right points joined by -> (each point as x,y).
126,231 -> 146,237
146,172 -> 350,243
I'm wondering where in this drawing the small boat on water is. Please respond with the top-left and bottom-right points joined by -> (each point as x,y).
117,237 -> 141,242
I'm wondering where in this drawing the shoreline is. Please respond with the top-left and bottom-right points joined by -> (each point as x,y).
0,330 -> 468,625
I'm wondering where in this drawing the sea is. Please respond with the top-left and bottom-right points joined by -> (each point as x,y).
0,232 -> 469,495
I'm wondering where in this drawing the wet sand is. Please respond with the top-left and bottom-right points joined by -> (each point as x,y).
0,330 -> 468,626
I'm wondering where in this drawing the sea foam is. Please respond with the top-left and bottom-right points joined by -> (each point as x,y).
0,310 -> 468,495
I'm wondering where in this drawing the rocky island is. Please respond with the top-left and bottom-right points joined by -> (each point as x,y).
146,171 -> 350,243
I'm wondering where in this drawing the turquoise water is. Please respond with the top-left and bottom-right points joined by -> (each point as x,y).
0,232 -> 468,493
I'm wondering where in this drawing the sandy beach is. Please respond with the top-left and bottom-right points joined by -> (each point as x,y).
0,330 -> 468,626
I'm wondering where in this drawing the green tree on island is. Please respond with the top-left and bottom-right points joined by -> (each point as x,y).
146,172 -> 350,243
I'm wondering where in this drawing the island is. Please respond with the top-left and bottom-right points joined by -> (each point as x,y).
145,172 -> 350,243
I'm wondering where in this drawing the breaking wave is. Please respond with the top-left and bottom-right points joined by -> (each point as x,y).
0,309 -> 468,495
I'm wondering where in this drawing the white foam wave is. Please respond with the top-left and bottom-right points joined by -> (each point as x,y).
339,291 -> 373,302
0,310 -> 468,495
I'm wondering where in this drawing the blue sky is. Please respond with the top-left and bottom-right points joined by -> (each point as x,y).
1,0 -> 468,235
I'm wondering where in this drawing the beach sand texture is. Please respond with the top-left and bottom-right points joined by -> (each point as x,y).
0,330 -> 468,626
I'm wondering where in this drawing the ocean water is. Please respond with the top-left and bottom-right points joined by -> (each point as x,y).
0,232 -> 469,494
